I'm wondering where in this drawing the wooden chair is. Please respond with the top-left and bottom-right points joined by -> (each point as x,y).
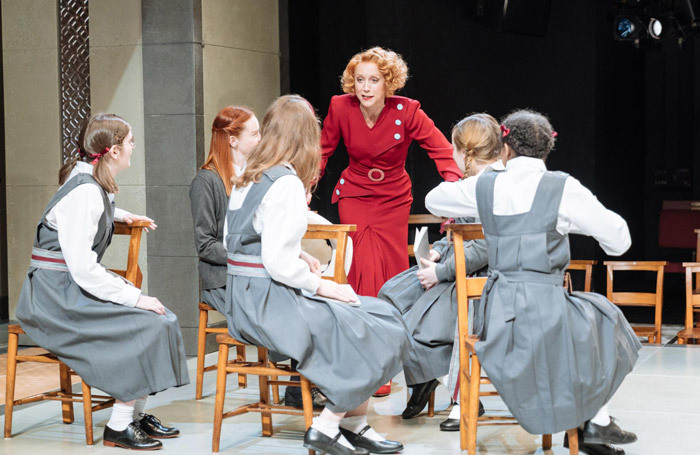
4,220 -> 150,445
195,302 -> 249,400
604,261 -> 666,344
447,223 -> 579,455
676,262 -> 700,344
565,260 -> 597,292
212,224 -> 355,454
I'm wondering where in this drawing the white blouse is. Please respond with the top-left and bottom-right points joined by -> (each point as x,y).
226,165 -> 321,294
45,161 -> 141,306
425,156 -> 631,256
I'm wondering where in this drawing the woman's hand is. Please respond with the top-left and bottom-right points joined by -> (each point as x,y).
428,249 -> 441,262
316,280 -> 359,303
417,258 -> 439,290
300,250 -> 322,277
122,213 -> 157,232
135,295 -> 166,315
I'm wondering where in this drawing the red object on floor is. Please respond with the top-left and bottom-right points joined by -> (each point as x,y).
373,380 -> 392,397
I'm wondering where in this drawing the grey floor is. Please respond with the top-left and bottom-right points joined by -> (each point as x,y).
2,340 -> 698,454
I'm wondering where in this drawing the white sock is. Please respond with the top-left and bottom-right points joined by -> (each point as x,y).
311,416 -> 353,449
133,396 -> 148,420
340,415 -> 385,442
448,404 -> 460,420
590,404 -> 611,426
107,403 -> 135,431
437,374 -> 449,389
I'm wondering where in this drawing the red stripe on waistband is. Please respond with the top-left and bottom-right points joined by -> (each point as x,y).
31,254 -> 66,264
227,259 -> 265,269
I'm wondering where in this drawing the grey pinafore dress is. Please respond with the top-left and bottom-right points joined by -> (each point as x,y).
224,166 -> 410,412
16,173 -> 189,402
474,169 -> 641,435
378,219 -> 488,386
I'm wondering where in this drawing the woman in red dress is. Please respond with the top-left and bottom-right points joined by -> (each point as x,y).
320,47 -> 461,298
320,47 -> 461,396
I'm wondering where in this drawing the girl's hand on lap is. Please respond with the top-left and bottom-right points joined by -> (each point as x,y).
316,280 -> 359,303
300,251 -> 322,277
417,259 -> 439,290
122,214 -> 157,232
135,295 -> 166,315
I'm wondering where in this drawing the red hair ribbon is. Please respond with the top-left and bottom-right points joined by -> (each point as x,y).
552,131 -> 558,138
500,125 -> 510,138
439,218 -> 455,235
83,147 -> 111,165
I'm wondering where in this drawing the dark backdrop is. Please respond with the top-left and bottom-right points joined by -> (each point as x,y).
286,0 -> 700,324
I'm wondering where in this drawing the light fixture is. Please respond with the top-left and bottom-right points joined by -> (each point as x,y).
648,17 -> 663,38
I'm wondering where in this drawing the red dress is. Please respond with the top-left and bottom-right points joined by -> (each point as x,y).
320,94 -> 461,297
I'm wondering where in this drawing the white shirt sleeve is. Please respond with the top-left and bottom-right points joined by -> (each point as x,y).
425,177 -> 480,218
113,207 -> 131,222
50,184 -> 142,306
558,177 -> 631,256
256,175 -> 321,293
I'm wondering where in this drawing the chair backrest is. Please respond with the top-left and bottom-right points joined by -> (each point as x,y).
604,261 -> 666,308
565,259 -> 597,292
446,223 -> 487,343
303,224 -> 356,284
682,262 -> 700,330
110,221 -> 151,289
407,214 -> 447,257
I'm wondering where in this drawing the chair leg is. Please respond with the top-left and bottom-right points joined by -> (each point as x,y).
567,428 -> 579,454
4,332 -> 18,439
542,434 -> 552,450
59,363 -> 75,424
301,376 -> 315,455
258,348 -> 273,437
212,342 -> 230,453
235,345 -> 248,389
270,362 -> 280,405
459,356 -> 469,450
196,306 -> 209,400
81,381 -> 94,445
427,390 -> 435,417
466,355 -> 481,455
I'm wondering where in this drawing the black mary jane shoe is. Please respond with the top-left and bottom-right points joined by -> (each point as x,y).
439,400 -> 485,432
582,418 -> 637,445
401,379 -> 439,419
565,430 -> 625,455
340,426 -> 404,454
138,413 -> 180,439
303,427 -> 369,455
103,422 -> 163,450
284,386 -> 327,410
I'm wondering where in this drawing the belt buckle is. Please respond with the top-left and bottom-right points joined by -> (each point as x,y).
367,168 -> 385,182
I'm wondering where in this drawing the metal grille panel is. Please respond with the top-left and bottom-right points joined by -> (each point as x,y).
59,0 -> 90,162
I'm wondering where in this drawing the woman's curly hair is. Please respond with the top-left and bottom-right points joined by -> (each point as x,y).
340,47 -> 409,97
501,109 -> 556,161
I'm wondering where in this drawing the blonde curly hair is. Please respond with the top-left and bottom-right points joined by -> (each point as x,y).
340,47 -> 409,97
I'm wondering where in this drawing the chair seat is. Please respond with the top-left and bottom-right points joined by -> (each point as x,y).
632,326 -> 656,337
677,328 -> 700,339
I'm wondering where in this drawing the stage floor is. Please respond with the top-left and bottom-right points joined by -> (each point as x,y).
1,342 -> 698,454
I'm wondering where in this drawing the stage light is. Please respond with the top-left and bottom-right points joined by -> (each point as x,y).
648,17 -> 663,38
614,16 -> 643,40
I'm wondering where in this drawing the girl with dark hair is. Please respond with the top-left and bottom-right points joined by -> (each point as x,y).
190,106 -> 260,312
16,113 -> 189,450
426,109 -> 641,455
223,95 -> 409,455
